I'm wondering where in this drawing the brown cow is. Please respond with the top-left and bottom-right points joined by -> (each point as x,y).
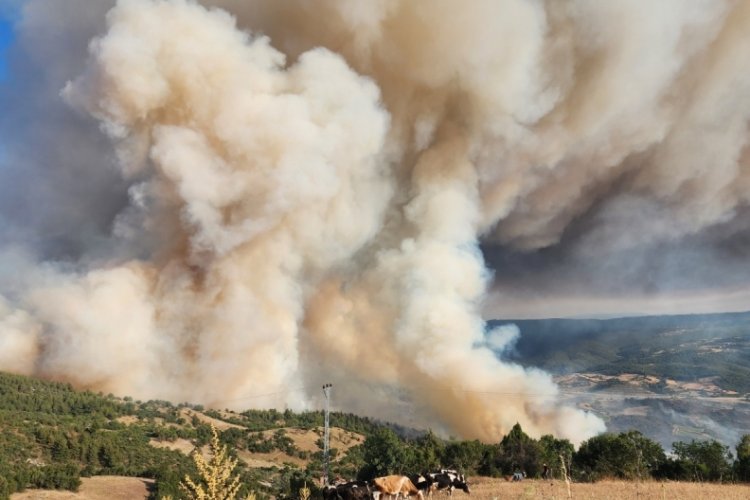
372,475 -> 424,500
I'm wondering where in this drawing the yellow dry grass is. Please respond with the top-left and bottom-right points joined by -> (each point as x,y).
146,413 -> 365,470
149,437 -> 196,454
259,426 -> 364,453
114,415 -> 139,425
237,449 -> 307,468
179,409 -> 246,431
234,427 -> 363,468
11,476 -> 152,500
467,477 -> 750,500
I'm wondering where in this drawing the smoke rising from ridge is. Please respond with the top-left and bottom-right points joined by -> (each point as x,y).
2,0 -> 750,443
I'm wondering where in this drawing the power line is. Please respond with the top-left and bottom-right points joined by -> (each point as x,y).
206,386 -> 308,405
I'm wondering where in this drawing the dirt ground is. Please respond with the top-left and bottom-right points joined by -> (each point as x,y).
467,476 -> 750,500
11,476 -> 153,500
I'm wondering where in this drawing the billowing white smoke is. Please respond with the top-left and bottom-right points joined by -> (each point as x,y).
50,0 -> 392,410
3,0 -> 750,443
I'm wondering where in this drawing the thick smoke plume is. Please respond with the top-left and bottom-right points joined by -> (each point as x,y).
3,0 -> 750,443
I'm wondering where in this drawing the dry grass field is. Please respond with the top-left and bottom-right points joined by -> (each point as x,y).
11,476 -> 152,500
10,475 -> 750,500
467,476 -> 750,499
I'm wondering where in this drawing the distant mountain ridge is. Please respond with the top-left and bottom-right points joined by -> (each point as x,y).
488,310 -> 750,394
487,310 -> 750,448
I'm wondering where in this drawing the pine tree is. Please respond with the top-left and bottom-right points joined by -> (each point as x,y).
179,424 -> 242,500
737,435 -> 750,481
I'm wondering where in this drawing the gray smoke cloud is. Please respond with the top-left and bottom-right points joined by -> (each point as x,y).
2,0 -> 750,443
206,0 -> 750,319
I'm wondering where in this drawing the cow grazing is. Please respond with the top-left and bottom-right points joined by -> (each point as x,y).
324,481 -> 373,500
407,474 -> 435,495
426,471 -> 470,496
373,475 -> 424,500
323,485 -> 340,500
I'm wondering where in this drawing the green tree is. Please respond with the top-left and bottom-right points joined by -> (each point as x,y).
673,440 -> 733,482
443,440 -> 488,475
499,423 -> 542,477
335,443 -> 365,479
538,435 -> 574,479
412,431 -> 445,471
737,435 -> 750,482
620,431 -> 666,479
574,431 -> 665,481
359,427 -> 411,478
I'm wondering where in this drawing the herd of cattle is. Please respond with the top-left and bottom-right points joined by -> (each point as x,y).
324,470 -> 470,500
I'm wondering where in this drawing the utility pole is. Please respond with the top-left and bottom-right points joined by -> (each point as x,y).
322,383 -> 332,486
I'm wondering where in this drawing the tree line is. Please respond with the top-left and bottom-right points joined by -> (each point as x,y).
340,424 -> 750,484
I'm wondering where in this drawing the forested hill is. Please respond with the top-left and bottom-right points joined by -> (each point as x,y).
487,311 -> 750,394
0,370 -> 383,499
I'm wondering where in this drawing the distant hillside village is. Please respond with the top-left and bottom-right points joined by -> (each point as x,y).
0,371 -> 749,499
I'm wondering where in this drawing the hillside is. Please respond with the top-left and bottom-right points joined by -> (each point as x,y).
0,371 -> 377,499
488,311 -> 750,448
